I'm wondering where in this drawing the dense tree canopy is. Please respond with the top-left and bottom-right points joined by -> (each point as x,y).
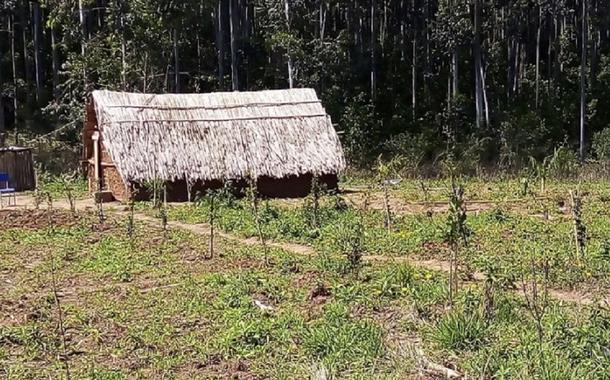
1,0 -> 610,171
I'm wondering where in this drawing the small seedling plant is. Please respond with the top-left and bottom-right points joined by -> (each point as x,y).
521,255 -> 550,345
308,175 -> 321,229
248,176 -> 269,265
160,184 -> 168,234
50,254 -> 71,380
348,188 -> 370,272
197,188 -> 221,259
376,155 -> 403,232
208,189 -> 216,259
144,178 -> 165,209
569,189 -> 586,263
529,155 -> 552,195
33,169 -> 51,210
45,217 -> 71,379
59,172 -> 78,216
95,177 -> 105,223
445,178 -> 470,305
126,193 -> 137,245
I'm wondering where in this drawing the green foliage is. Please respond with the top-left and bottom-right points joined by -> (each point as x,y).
339,93 -> 382,165
373,264 -> 415,299
317,208 -> 365,271
444,182 -> 470,247
382,132 -> 429,176
548,146 -> 580,178
498,111 -> 553,169
6,179 -> 610,378
433,309 -> 489,352
35,171 -> 88,204
302,302 -> 384,371
592,127 -> 610,167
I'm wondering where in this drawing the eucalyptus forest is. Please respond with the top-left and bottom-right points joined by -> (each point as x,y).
1,0 -> 609,168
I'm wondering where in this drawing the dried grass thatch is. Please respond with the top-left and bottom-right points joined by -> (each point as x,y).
91,88 -> 345,183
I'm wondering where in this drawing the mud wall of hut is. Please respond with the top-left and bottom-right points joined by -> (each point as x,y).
127,173 -> 339,202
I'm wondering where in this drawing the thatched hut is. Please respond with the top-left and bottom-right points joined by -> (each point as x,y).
82,89 -> 346,201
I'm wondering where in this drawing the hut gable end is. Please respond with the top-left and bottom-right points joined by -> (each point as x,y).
90,89 -> 346,185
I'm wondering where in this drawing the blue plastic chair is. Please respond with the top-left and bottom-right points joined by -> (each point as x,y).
0,172 -> 16,207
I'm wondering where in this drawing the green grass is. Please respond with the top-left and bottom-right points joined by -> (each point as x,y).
3,176 -> 610,378
147,177 -> 610,290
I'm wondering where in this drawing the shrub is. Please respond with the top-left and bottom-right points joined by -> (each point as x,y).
302,303 -> 384,371
548,146 -> 580,178
374,264 -> 415,298
317,210 -> 364,271
382,132 -> 428,175
339,93 -> 382,166
433,309 -> 489,351
592,128 -> 610,167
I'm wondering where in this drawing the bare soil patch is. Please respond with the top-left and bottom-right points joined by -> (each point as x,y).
0,209 -> 81,229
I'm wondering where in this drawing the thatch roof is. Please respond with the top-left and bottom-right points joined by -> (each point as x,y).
91,89 -> 345,183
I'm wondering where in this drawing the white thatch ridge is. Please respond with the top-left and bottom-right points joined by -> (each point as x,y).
91,88 -> 346,183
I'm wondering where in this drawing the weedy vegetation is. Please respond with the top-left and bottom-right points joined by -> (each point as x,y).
3,174 -> 610,379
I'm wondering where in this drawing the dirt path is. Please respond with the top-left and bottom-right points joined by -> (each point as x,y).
347,192 -> 562,216
277,188 -> 565,219
5,195 -> 607,307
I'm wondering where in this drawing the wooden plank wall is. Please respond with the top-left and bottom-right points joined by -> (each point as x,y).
0,149 -> 36,191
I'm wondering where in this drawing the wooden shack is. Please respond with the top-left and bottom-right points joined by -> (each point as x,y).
0,147 -> 36,191
82,89 -> 346,201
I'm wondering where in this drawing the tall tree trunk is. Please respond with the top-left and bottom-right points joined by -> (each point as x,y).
21,4 -> 30,87
319,0 -> 326,41
580,0 -> 588,161
507,34 -> 514,101
285,0 -> 294,88
51,28 -> 59,99
242,0 -> 252,89
10,14 -> 18,117
399,0 -> 406,63
216,0 -> 225,88
554,7 -> 561,83
452,49 -> 459,98
590,0 -> 599,88
481,61 -> 490,126
473,0 -> 485,128
229,0 -> 239,91
370,0 -> 377,99
412,34 -> 416,120
317,0 -> 327,93
535,4 -> 541,108
411,0 -> 417,120
196,4 -> 202,89
78,0 -> 87,86
79,0 -> 86,56
0,26 -> 5,145
96,0 -> 103,29
0,57 -> 5,146
547,9 -> 553,95
380,0 -> 387,56
32,2 -> 43,102
120,7 -> 127,90
142,52 -> 148,92
173,28 -> 180,93
591,29 -> 599,87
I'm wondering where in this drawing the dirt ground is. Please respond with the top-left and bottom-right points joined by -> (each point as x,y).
2,194 -> 604,307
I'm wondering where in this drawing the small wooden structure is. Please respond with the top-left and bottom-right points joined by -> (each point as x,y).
82,89 -> 346,201
0,146 -> 36,191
